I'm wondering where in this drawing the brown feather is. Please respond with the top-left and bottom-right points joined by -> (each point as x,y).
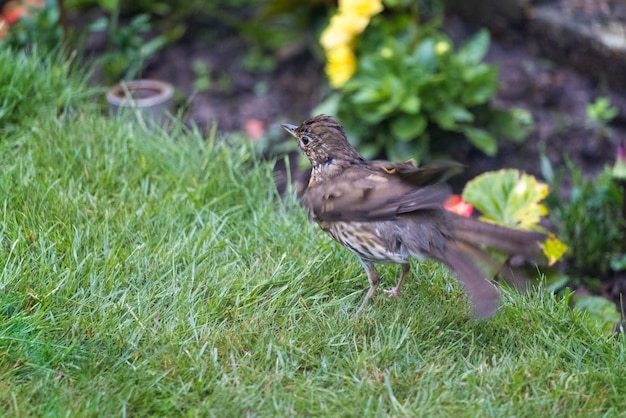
441,243 -> 500,319
451,215 -> 545,256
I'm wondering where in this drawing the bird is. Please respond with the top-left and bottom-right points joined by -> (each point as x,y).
282,114 -> 546,318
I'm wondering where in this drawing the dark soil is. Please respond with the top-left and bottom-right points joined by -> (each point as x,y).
557,0 -> 626,24
144,35 -> 324,134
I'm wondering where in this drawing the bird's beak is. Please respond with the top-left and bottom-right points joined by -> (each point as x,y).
281,123 -> 298,137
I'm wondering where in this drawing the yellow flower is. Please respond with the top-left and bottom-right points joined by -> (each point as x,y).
320,0 -> 383,88
325,44 -> 357,88
320,12 -> 369,50
339,0 -> 383,18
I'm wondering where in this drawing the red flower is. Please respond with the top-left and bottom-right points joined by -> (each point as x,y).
0,0 -> 45,34
245,118 -> 265,141
444,195 -> 473,217
2,1 -> 26,24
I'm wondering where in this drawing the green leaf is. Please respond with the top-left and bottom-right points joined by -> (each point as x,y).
358,142 -> 383,159
461,65 -> 498,106
99,0 -> 120,12
462,169 -> 550,228
461,63 -> 494,82
431,103 -> 473,130
313,93 -> 340,117
546,275 -> 570,293
351,88 -> 385,104
140,35 -> 168,59
586,97 -> 618,123
489,108 -> 534,142
464,127 -> 497,156
611,254 -> 626,271
374,76 -> 404,116
576,296 -> 621,334
88,17 -> 109,32
457,29 -> 490,65
539,152 -> 554,183
431,111 -> 455,130
412,38 -> 437,71
358,55 -> 381,77
391,115 -> 427,141
448,104 -> 474,123
353,103 -> 387,124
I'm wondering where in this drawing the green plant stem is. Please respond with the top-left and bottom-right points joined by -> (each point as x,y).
617,179 -> 626,254
408,2 -> 420,51
58,0 -> 67,44
106,2 -> 120,55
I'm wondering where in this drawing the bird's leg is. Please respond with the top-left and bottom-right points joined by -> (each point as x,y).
355,260 -> 380,316
382,263 -> 411,298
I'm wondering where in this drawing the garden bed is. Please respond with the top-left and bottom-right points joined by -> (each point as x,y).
135,9 -> 625,181
116,4 -> 626,319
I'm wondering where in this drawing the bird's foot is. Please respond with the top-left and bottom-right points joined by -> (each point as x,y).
382,287 -> 401,298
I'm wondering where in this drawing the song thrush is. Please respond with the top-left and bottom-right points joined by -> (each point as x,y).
282,115 -> 546,318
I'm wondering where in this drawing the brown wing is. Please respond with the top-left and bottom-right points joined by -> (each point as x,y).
302,162 -> 455,222
369,160 -> 463,186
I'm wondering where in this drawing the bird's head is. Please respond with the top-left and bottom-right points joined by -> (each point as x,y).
281,115 -> 362,168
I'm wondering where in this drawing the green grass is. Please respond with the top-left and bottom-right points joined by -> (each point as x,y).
0,48 -> 96,134
1,50 -> 626,417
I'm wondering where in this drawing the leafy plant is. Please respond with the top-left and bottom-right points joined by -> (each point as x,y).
585,96 -> 618,140
460,169 -> 566,265
317,2 -> 533,162
241,43 -> 277,72
192,59 -> 211,92
89,11 -> 170,84
1,0 -> 177,85
539,147 -> 626,333
462,169 -> 549,229
458,166 -> 619,330
546,161 -> 623,279
115,0 -> 314,76
0,0 -> 63,52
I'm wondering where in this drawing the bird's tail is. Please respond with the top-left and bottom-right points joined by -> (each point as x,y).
441,215 -> 546,318
441,243 -> 501,319
451,215 -> 546,257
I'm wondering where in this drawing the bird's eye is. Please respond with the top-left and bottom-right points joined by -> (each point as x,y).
300,135 -> 311,146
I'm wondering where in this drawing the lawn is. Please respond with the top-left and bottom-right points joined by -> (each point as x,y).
1,50 -> 625,417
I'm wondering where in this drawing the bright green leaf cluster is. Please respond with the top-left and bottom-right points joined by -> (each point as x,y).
461,169 -> 566,265
547,162 -> 624,278
586,97 -> 618,127
318,14 -> 533,162
462,169 -> 549,229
